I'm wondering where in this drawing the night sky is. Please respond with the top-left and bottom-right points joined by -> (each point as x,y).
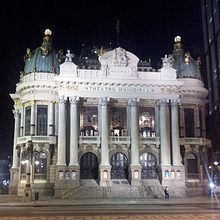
0,0 -> 203,159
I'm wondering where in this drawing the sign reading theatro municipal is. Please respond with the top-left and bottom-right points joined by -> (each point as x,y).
9,29 -> 210,199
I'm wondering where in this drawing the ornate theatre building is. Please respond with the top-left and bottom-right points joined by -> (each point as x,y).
9,30 -> 211,198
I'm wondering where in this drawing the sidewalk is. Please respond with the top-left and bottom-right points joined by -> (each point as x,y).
0,194 -> 217,207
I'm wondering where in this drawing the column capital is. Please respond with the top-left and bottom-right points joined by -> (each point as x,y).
99,97 -> 110,106
159,99 -> 169,106
58,96 -> 67,104
13,110 -> 20,119
128,98 -> 139,106
69,96 -> 79,105
170,99 -> 180,106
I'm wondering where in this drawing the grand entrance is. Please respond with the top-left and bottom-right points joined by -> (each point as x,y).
80,152 -> 99,179
111,152 -> 128,179
140,152 -> 157,179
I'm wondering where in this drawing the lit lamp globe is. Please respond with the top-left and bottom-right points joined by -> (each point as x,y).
214,161 -> 219,166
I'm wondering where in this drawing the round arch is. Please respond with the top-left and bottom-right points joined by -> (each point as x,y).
110,152 -> 128,179
80,152 -> 99,179
140,152 -> 157,179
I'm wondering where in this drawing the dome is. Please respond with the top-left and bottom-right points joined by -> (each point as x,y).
23,29 -> 61,74
172,36 -> 201,80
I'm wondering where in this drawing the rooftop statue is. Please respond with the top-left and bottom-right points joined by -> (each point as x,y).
172,36 -> 201,80
65,50 -> 74,62
161,54 -> 174,67
24,48 -> 32,62
40,29 -> 53,57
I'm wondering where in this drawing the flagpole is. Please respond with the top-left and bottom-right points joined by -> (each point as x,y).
116,20 -> 120,47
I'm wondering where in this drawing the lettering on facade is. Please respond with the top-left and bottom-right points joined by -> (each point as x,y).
84,85 -> 154,93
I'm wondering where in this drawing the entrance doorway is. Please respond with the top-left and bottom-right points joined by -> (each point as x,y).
80,152 -> 99,179
140,152 -> 157,179
111,152 -> 128,179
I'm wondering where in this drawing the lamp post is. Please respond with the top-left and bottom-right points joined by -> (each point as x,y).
22,140 -> 33,202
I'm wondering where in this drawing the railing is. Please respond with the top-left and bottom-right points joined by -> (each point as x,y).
187,174 -> 200,179
180,138 -> 211,146
17,136 -> 56,144
79,136 -> 101,144
34,174 -> 47,180
109,136 -> 131,144
140,137 -> 160,145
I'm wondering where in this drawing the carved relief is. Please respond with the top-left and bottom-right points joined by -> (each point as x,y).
112,47 -> 129,67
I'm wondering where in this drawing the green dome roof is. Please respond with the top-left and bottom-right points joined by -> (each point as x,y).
172,36 -> 201,80
23,29 -> 60,74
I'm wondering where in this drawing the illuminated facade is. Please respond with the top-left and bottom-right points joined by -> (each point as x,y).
9,30 -> 210,198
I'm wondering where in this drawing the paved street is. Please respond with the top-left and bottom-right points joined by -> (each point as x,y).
0,195 -> 219,219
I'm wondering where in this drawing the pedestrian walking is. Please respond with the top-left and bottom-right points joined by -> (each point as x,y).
164,186 -> 169,199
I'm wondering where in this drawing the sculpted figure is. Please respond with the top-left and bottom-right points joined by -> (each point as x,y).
65,50 -> 74,62
162,54 -> 174,67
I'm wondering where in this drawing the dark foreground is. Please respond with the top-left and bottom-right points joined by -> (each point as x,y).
0,195 -> 219,219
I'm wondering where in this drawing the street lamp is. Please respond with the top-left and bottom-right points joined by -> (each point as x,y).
214,161 -> 219,166
22,140 -> 33,201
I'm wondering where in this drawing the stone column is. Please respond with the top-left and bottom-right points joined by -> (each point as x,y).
48,102 -> 55,136
154,102 -> 160,137
171,100 -> 182,165
54,102 -> 59,136
160,100 -> 171,166
99,97 -> 111,186
30,102 -> 35,136
68,97 -> 80,187
20,106 -> 24,137
194,106 -> 200,137
12,109 -> 20,169
179,105 -> 185,137
201,107 -> 206,138
129,98 -> 141,186
69,96 -> 79,166
56,97 -> 66,166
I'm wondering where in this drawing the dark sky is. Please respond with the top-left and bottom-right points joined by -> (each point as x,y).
0,0 -> 203,159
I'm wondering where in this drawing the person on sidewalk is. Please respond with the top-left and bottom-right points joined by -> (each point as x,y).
164,186 -> 169,199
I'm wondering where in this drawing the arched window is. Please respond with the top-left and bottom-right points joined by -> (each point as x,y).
140,152 -> 157,179
111,152 -> 128,179
34,152 -> 47,180
80,152 -> 99,179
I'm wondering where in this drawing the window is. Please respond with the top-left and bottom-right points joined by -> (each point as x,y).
184,108 -> 195,137
186,153 -> 198,179
25,106 -> 31,136
34,152 -> 47,180
139,107 -> 155,137
37,105 -> 48,136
